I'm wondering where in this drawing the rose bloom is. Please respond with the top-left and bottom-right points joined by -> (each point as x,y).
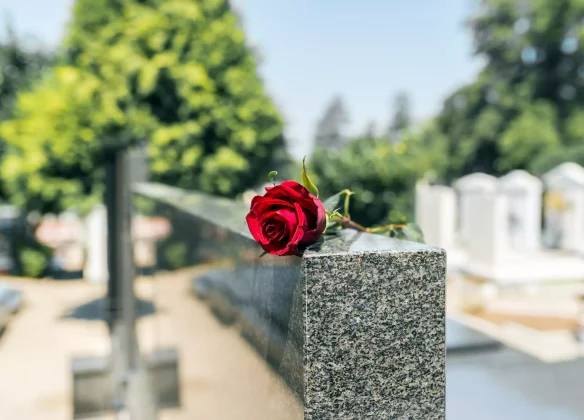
246,181 -> 326,256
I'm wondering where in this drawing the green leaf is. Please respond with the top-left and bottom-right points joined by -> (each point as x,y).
259,251 -> 269,258
387,223 -> 425,243
324,208 -> 342,234
268,171 -> 277,183
404,223 -> 425,243
322,192 -> 342,213
301,156 -> 319,197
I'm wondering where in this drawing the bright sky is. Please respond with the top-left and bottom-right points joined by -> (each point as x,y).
0,0 -> 483,158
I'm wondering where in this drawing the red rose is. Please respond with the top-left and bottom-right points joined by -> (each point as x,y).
246,181 -> 326,256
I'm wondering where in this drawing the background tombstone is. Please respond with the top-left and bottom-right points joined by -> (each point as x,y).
84,204 -> 108,283
454,173 -> 499,247
465,190 -> 509,266
415,182 -> 456,250
543,162 -> 584,253
499,170 -> 543,251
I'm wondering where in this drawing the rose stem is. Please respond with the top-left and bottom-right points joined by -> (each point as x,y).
331,216 -> 405,234
341,189 -> 352,218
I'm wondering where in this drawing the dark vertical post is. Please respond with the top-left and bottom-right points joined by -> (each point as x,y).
104,148 -> 118,334
70,143 -> 161,419
104,147 -> 139,388
104,146 -> 157,419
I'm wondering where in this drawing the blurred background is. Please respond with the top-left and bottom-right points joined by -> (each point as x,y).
0,0 -> 583,419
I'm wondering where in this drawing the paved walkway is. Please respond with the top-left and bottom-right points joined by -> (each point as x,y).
0,268 -> 301,419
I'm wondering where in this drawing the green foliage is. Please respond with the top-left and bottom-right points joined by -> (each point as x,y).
0,0 -> 287,213
11,222 -> 53,278
385,223 -> 425,243
0,24 -> 54,201
163,241 -> 187,270
133,195 -> 155,216
19,247 -> 50,278
530,144 -> 584,176
0,25 -> 54,121
311,121 -> 448,227
497,101 -> 561,171
436,0 -> 584,180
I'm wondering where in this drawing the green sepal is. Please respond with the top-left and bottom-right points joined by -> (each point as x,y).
301,156 -> 319,197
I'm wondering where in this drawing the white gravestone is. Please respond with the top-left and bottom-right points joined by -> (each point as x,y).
454,173 -> 499,247
499,170 -> 543,251
465,192 -> 509,266
543,163 -> 584,253
84,204 -> 108,283
415,182 -> 456,249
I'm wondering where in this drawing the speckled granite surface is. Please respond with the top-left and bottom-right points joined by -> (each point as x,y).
300,229 -> 446,419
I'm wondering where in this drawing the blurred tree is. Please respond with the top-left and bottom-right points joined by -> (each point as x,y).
0,0 -> 287,213
0,24 -> 53,121
0,23 -> 53,200
436,0 -> 584,181
310,121 -> 448,226
387,92 -> 412,143
313,95 -> 349,150
497,101 -> 562,171
531,144 -> 584,175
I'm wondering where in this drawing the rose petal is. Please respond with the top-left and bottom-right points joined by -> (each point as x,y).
300,196 -> 326,245
252,198 -> 295,214
246,210 -> 273,247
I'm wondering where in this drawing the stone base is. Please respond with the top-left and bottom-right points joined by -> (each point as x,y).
71,348 -> 180,419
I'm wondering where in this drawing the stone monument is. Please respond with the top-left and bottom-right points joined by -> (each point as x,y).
415,182 -> 456,250
454,173 -> 498,247
465,190 -> 509,266
499,170 -> 543,251
84,204 -> 108,283
543,162 -> 584,253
